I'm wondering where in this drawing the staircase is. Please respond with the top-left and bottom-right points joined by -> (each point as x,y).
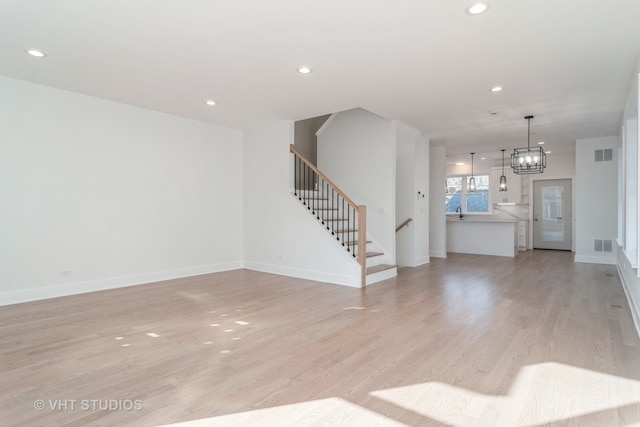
290,145 -> 397,287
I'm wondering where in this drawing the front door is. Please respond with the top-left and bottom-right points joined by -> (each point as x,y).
533,179 -> 572,250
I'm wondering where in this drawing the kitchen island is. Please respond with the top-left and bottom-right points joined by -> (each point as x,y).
446,217 -> 518,257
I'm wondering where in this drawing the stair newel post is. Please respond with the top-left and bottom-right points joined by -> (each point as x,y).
357,205 -> 367,288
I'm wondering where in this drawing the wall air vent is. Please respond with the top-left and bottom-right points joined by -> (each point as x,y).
594,239 -> 613,252
594,149 -> 613,162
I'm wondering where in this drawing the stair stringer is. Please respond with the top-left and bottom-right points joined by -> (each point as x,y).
288,192 -> 363,287
292,189 -> 397,286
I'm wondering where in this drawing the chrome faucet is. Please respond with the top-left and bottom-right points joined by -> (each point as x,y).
456,207 -> 463,219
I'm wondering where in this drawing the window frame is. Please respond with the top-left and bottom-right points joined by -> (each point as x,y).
445,174 -> 492,216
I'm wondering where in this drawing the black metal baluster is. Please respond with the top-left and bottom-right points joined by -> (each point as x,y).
311,170 -> 315,218
341,198 -> 345,245
333,191 -> 340,240
346,202 -> 350,252
292,150 -> 366,260
325,180 -> 329,229
354,209 -> 358,258
331,188 -> 334,236
313,170 -> 318,217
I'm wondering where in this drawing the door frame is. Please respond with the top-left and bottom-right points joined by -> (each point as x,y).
524,175 -> 575,251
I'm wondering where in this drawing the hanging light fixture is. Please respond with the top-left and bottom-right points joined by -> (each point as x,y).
511,115 -> 546,174
468,152 -> 476,192
499,149 -> 507,191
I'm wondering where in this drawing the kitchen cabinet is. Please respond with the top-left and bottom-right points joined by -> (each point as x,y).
447,218 -> 518,257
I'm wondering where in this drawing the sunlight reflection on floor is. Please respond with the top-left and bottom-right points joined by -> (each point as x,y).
370,362 -> 640,426
157,362 -> 640,426
159,397 -> 407,427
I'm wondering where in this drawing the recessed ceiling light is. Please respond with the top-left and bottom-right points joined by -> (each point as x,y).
545,151 -> 551,154
455,162 -> 465,166
297,66 -> 312,74
480,157 -> 486,160
490,86 -> 503,92
466,3 -> 490,15
538,141 -> 545,145
205,100 -> 216,106
25,49 -> 46,58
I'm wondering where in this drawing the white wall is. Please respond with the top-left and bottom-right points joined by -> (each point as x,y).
396,128 -> 415,267
0,76 -> 244,305
395,122 -> 429,267
293,114 -> 330,165
617,62 -> 640,339
575,136 -> 618,264
243,120 -> 361,287
413,135 -> 430,266
317,108 -> 396,264
446,160 -> 492,177
625,118 -> 639,261
429,146 -> 447,258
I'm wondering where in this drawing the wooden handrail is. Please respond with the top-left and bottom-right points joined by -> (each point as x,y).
290,144 -> 367,288
395,218 -> 413,232
289,144 -> 359,210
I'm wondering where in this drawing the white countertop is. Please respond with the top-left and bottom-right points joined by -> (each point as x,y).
446,216 -> 519,223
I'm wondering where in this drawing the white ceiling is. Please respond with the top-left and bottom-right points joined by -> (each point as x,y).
2,0 -> 640,165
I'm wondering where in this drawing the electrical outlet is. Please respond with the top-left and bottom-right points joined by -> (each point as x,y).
61,270 -> 72,278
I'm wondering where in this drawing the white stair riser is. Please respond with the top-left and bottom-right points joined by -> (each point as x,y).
366,267 -> 397,285
366,255 -> 384,268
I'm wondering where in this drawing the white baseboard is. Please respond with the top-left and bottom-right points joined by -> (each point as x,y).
0,261 -> 243,307
429,250 -> 447,258
618,269 -> 640,341
244,262 -> 360,288
574,255 -> 616,265
617,252 -> 640,341
414,256 -> 430,266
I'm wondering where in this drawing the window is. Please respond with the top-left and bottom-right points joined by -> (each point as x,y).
446,175 -> 490,214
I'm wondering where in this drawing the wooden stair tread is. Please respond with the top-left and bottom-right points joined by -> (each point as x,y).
366,264 -> 396,275
365,251 -> 383,258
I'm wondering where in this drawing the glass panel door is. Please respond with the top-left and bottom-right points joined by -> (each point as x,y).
533,179 -> 572,250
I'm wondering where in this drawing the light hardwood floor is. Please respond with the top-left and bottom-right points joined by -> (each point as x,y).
1,251 -> 639,426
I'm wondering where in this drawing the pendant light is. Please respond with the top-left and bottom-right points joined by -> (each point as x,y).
511,115 -> 546,174
499,149 -> 507,191
468,152 -> 476,192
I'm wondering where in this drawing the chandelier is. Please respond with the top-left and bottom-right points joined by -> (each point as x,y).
511,115 -> 546,174
499,149 -> 507,191
468,152 -> 476,192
